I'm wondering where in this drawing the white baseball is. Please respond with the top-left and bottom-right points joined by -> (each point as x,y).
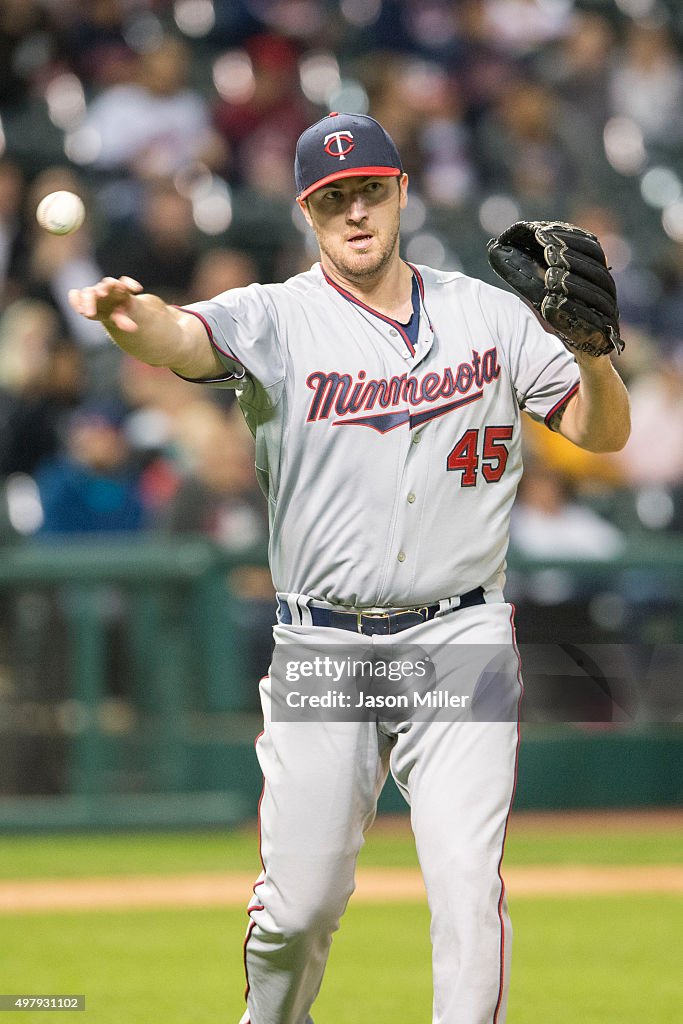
36,190 -> 85,235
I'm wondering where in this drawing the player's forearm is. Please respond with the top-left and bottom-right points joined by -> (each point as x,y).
559,356 -> 631,453
101,294 -> 222,379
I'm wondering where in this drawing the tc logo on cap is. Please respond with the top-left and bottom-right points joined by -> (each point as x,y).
323,130 -> 354,160
295,114 -> 402,198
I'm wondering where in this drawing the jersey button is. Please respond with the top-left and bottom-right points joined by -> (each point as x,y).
397,551 -> 406,563
407,492 -> 416,503
412,432 -> 422,444
389,329 -> 398,337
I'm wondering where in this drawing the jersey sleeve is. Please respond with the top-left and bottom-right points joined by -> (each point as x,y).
177,283 -> 285,390
506,296 -> 581,427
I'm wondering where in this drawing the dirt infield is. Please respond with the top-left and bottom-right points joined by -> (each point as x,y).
506,808 -> 682,831
375,808 -> 683,834
1,864 -> 681,914
1,811 -> 679,914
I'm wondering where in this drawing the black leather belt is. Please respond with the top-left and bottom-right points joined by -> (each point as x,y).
277,587 -> 486,636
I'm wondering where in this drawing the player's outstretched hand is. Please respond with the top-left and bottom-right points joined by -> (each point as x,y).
68,276 -> 144,333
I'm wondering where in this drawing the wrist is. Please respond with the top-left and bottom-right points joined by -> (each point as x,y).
573,351 -> 615,375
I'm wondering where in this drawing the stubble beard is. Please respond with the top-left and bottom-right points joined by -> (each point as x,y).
319,213 -> 401,285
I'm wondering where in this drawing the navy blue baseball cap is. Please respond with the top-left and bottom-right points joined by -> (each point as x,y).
295,112 -> 403,200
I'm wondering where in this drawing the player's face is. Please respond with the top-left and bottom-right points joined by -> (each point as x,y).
299,174 -> 409,284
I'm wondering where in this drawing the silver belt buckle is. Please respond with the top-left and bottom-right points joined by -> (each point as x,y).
397,606 -> 430,627
354,605 -> 432,634
356,609 -> 391,633
397,606 -> 429,619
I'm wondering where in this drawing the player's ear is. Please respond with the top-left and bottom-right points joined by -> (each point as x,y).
398,173 -> 409,210
296,196 -> 314,228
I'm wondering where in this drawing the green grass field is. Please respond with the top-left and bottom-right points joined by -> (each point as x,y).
2,819 -> 681,878
1,817 -> 681,1023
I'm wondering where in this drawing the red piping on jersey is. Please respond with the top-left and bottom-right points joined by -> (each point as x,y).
298,166 -> 401,200
544,380 -> 580,427
492,606 -> 524,1024
405,263 -> 426,313
408,263 -> 425,301
177,306 -> 248,381
243,721 -> 267,1003
243,918 -> 258,1002
405,263 -> 434,332
321,267 -> 417,357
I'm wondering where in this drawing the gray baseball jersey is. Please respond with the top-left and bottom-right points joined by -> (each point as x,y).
182,261 -> 579,608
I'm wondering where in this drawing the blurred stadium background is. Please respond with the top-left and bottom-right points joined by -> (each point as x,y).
0,0 -> 681,830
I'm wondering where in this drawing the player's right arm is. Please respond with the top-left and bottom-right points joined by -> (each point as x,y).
67,276 -> 224,380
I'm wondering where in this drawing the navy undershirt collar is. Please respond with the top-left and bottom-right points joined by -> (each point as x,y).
321,264 -> 426,358
396,275 -> 421,352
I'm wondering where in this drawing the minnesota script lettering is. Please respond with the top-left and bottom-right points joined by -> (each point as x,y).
305,347 -> 500,432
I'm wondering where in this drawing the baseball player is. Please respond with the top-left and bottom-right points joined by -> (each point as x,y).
69,112 -> 630,1023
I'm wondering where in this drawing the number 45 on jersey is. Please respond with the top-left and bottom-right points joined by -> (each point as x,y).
447,425 -> 513,487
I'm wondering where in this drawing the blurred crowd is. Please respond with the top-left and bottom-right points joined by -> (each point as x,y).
1,0 -> 683,637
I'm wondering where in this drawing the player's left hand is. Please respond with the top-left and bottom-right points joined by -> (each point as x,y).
486,220 -> 624,359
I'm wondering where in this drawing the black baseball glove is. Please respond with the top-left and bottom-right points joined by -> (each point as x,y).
486,220 -> 624,358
